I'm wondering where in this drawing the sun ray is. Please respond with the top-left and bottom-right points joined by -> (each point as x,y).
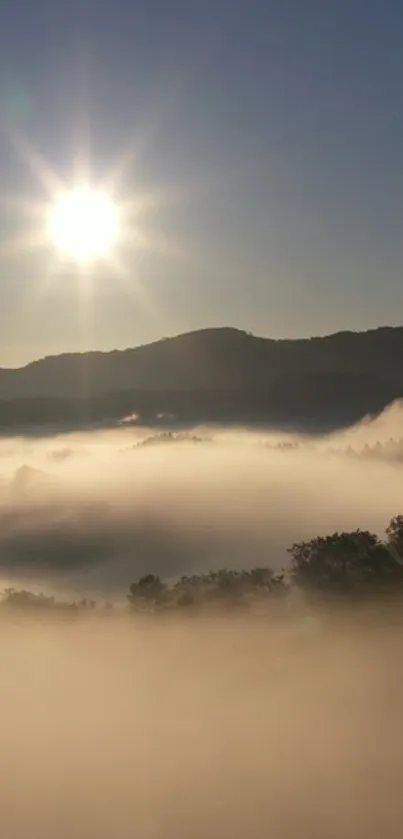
105,251 -> 165,321
4,123 -> 65,197
0,192 -> 43,216
103,89 -> 183,193
102,37 -> 217,194
0,230 -> 49,259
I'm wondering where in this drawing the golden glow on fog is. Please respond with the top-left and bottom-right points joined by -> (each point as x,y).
47,188 -> 119,263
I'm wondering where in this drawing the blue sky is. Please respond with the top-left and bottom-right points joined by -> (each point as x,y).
0,0 -> 402,364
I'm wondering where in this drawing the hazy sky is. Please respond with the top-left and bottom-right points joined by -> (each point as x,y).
0,0 -> 402,365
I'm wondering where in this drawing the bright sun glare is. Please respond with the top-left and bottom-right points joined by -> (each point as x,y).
48,187 -> 119,263
3,127 -> 183,286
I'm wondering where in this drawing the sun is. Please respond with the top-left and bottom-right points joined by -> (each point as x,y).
2,127 -> 185,287
47,187 -> 119,263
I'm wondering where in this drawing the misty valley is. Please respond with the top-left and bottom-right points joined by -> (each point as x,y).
0,406 -> 403,839
1,0 -> 402,828
0,399 -> 403,599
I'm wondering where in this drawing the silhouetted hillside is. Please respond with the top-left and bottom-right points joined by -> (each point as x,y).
0,326 -> 402,429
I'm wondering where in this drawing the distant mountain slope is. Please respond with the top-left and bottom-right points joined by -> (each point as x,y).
0,325 -> 403,399
0,326 -> 402,430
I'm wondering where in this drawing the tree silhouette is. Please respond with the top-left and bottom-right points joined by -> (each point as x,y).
127,566 -> 286,613
289,529 -> 403,596
4,513 -> 403,620
386,515 -> 403,562
127,574 -> 167,611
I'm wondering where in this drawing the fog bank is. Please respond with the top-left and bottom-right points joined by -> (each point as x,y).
0,614 -> 402,838
0,402 -> 402,596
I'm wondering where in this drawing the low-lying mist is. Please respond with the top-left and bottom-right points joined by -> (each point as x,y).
1,404 -> 403,837
1,613 -> 402,838
0,400 -> 403,597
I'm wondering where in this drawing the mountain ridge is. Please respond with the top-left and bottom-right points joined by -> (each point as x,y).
2,324 -> 403,374
0,325 -> 402,430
